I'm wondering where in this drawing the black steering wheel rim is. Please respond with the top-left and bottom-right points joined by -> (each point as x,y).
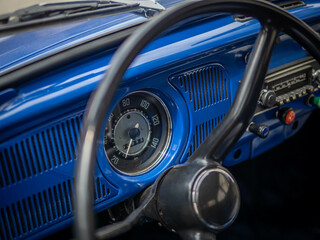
75,0 -> 320,239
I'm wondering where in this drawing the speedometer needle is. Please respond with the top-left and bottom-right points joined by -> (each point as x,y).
125,123 -> 139,158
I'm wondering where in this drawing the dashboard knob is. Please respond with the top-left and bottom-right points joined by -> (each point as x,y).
309,95 -> 320,109
313,69 -> 320,85
248,122 -> 269,138
278,107 -> 295,125
260,89 -> 277,107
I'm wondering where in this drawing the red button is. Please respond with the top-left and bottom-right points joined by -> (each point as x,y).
285,109 -> 295,124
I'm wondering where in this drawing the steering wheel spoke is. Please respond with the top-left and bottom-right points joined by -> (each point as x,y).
194,23 -> 279,163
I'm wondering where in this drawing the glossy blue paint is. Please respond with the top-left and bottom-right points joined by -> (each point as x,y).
0,13 -> 146,73
2,5 -> 320,139
1,0 -> 320,239
0,0 -> 185,74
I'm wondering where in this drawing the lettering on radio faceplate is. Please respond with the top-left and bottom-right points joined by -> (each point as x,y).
259,60 -> 319,108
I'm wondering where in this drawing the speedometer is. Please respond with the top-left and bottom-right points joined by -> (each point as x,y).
104,91 -> 172,175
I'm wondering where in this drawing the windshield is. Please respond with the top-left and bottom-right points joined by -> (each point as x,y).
1,0 -> 168,15
1,0 -> 78,15
0,0 -> 167,36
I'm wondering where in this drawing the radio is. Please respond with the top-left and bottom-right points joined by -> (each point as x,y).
259,58 -> 320,108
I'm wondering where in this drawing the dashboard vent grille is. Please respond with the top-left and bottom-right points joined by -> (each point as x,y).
170,63 -> 231,163
0,114 -> 82,188
0,111 -> 119,239
0,179 -> 73,239
176,64 -> 229,111
0,177 -> 116,240
186,114 -> 225,158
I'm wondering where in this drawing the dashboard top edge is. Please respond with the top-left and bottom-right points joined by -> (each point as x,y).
0,0 -> 319,89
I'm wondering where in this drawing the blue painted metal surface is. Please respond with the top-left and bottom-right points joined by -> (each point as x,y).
0,0 -> 320,239
0,14 -> 145,73
0,0 -> 185,74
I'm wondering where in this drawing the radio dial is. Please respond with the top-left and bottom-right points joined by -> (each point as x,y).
313,69 -> 320,85
259,89 -> 276,108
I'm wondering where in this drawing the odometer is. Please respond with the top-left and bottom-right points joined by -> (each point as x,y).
104,92 -> 172,175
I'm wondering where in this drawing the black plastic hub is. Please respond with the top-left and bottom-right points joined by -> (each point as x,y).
156,160 -> 240,235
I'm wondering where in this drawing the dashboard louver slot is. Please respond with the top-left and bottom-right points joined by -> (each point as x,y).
176,64 -> 229,111
0,114 -> 82,188
186,114 -> 225,158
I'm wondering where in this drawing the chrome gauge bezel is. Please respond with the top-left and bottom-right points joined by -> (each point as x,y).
103,91 -> 172,176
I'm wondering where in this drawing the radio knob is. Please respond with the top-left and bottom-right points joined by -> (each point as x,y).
313,69 -> 320,85
260,90 -> 277,107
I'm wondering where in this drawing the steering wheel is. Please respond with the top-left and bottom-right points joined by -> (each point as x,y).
75,0 -> 320,239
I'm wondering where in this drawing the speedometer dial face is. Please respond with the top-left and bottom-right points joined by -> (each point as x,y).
104,92 -> 172,175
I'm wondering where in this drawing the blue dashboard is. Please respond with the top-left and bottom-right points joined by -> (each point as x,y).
0,0 -> 320,239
